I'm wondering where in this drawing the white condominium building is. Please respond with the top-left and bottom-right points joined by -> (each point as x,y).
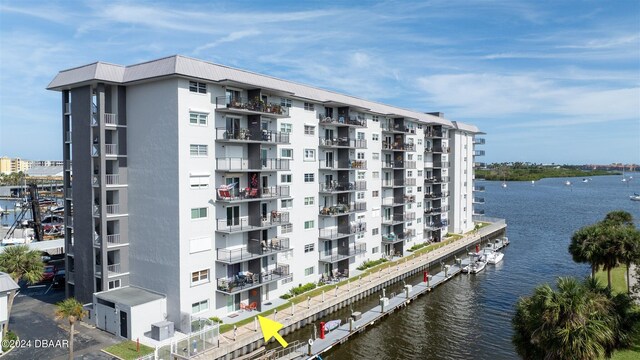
48,55 -> 485,339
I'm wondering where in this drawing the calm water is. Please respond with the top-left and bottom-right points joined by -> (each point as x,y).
310,174 -> 640,359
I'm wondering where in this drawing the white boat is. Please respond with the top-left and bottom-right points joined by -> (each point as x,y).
485,250 -> 504,264
631,193 -> 640,201
565,180 -> 571,186
501,182 -> 507,188
470,259 -> 487,274
582,178 -> 589,183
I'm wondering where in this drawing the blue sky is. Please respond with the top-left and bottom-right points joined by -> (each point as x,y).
0,0 -> 638,164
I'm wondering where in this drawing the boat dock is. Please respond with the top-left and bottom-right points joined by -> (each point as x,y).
197,219 -> 506,360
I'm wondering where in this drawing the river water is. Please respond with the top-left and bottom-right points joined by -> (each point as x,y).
289,174 -> 640,359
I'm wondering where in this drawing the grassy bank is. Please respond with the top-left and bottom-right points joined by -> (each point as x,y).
476,167 -> 617,181
103,341 -> 154,360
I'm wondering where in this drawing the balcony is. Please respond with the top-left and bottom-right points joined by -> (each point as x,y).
64,160 -> 72,170
425,146 -> 450,153
424,221 -> 448,231
424,206 -> 449,214
425,191 -> 450,199
319,202 -> 367,216
382,195 -> 415,206
473,150 -> 486,156
215,128 -> 290,144
104,113 -> 118,126
318,222 -> 367,240
67,271 -> 74,284
473,209 -> 486,215
382,230 -> 414,244
105,144 -> 118,156
473,197 -> 485,204
319,137 -> 367,149
106,234 -> 125,246
319,243 -> 367,263
105,174 -> 122,186
382,214 -> 409,225
216,212 -> 291,233
216,264 -> 292,294
381,123 -> 416,134
425,130 -> 445,138
382,141 -> 416,152
425,176 -> 450,184
217,185 -> 290,203
215,96 -> 289,118
216,158 -> 290,171
319,181 -> 366,193
64,103 -> 71,114
66,216 -> 73,228
318,114 -> 367,128
216,237 -> 291,264
398,229 -> 416,241
432,162 -> 450,168
319,160 -> 367,170
474,162 -> 486,168
474,138 -> 486,145
107,264 -> 124,276
474,185 -> 486,192
65,131 -> 72,143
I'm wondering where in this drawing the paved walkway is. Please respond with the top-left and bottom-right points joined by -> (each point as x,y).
206,221 -> 506,359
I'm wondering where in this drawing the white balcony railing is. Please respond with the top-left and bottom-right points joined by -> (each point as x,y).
105,144 -> 118,156
106,204 -> 120,215
105,174 -> 120,185
106,234 -> 121,245
104,113 -> 118,125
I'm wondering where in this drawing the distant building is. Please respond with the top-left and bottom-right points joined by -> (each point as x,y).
0,157 -> 10,175
0,157 -> 63,175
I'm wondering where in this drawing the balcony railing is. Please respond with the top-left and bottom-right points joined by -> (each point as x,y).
380,123 -> 416,134
215,96 -> 289,117
104,113 -> 118,125
425,176 -> 450,183
382,142 -> 416,151
217,185 -> 290,202
424,206 -> 449,214
64,103 -> 71,114
216,212 -> 290,232
425,146 -> 450,153
66,216 -> 73,228
106,234 -> 122,245
425,130 -> 446,138
319,202 -> 366,216
473,209 -> 486,215
105,144 -> 118,156
67,271 -> 74,284
318,160 -> 367,170
398,229 -> 416,241
216,238 -> 291,263
474,162 -> 486,168
318,222 -> 367,239
215,128 -> 290,144
319,243 -> 366,263
319,137 -> 367,148
65,131 -> 72,143
217,264 -> 292,293
473,150 -> 486,156
105,174 -> 120,185
382,214 -> 407,224
474,185 -> 486,192
107,264 -> 122,275
432,162 -> 450,168
319,181 -> 366,192
216,158 -> 290,171
425,192 -> 450,199
106,204 -> 120,215
473,197 -> 485,204
474,138 -> 486,145
318,114 -> 367,128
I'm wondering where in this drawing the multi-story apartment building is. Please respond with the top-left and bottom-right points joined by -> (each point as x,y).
48,55 -> 483,340
0,157 -> 64,174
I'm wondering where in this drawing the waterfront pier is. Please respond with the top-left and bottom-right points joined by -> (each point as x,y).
199,218 -> 506,360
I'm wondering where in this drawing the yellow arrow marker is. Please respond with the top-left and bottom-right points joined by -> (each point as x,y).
258,315 -> 288,348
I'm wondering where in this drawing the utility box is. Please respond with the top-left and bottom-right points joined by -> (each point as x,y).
151,321 -> 174,341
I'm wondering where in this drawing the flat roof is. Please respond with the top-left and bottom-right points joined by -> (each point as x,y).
0,272 -> 19,292
96,286 -> 165,307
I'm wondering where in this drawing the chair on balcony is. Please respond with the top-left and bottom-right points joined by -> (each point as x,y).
218,188 -> 231,200
248,302 -> 257,311
247,188 -> 258,198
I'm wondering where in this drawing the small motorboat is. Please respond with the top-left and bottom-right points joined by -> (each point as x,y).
485,250 -> 504,265
324,319 -> 341,332
582,178 -> 589,183
470,259 -> 487,274
631,193 -> 640,201
565,180 -> 571,186
501,182 -> 507,188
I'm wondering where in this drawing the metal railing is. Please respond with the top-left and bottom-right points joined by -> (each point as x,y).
318,202 -> 366,216
382,142 -> 416,151
425,176 -> 450,183
425,206 -> 449,214
106,234 -> 121,245
318,114 -> 367,127
432,162 -> 450,168
107,264 -> 122,275
217,185 -> 290,201
319,181 -> 366,192
215,128 -> 290,144
319,137 -> 367,148
473,150 -> 486,156
425,130 -> 446,138
216,238 -> 290,263
474,138 -> 485,145
65,131 -> 72,143
425,191 -> 450,199
215,96 -> 289,117
106,204 -> 120,215
474,185 -> 486,192
425,146 -> 450,153
105,174 -> 120,185
319,243 -> 366,262
318,222 -> 367,239
64,160 -> 72,170
105,144 -> 118,156
215,157 -> 290,171
474,209 -> 486,215
64,103 -> 70,114
473,197 -> 485,204
381,122 -> 416,134
104,113 -> 118,125
216,264 -> 291,293
216,212 -> 290,232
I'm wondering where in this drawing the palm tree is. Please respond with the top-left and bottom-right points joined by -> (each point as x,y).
55,298 -> 87,360
513,277 -> 616,360
614,226 -> 640,293
603,210 -> 634,227
569,224 -> 605,278
0,245 -> 44,336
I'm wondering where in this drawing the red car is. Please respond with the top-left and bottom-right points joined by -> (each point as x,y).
42,265 -> 57,282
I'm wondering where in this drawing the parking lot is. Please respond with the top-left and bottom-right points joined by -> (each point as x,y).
5,265 -> 120,359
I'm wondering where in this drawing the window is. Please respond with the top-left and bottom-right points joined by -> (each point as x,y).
357,192 -> 365,200
281,224 -> 292,234
305,267 -> 314,276
417,218 -> 422,224
280,148 -> 293,158
304,125 -> 315,135
304,197 -> 315,205
418,186 -> 422,192
417,202 -> 422,208
189,81 -> 206,94
418,170 -> 423,177
357,172 -> 365,180
417,139 -> 423,145
304,149 -> 316,161
408,154 -> 414,160
372,190 -> 379,197
372,134 -> 379,141
372,228 -> 379,235
281,123 -> 292,133
417,124 -> 423,129
191,207 -> 207,219
304,244 -> 315,253
280,98 -> 292,107
304,220 -> 314,229
357,152 -> 365,160
372,153 -> 379,160
189,112 -> 208,126
281,199 -> 293,208
304,173 -> 315,182
191,269 -> 209,285
192,300 -> 209,314
373,171 -> 379,179
418,155 -> 423,161
304,102 -> 314,111
190,144 -> 208,157
372,115 -> 379,122
108,279 -> 121,290
408,171 -> 413,177
189,175 -> 209,189
281,174 -> 292,183
357,132 -> 365,140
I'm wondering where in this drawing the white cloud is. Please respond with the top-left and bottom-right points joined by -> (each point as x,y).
194,30 -> 262,53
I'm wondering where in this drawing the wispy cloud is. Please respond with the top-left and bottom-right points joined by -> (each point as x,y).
194,30 -> 262,54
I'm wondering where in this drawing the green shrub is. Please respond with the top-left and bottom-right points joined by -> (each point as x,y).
2,331 -> 17,352
209,316 -> 223,324
281,282 -> 317,299
280,293 -> 292,300
356,258 -> 388,270
408,242 -> 428,252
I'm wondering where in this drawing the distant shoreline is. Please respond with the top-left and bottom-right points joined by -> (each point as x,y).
475,169 -> 621,182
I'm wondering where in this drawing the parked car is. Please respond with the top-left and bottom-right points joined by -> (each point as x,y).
52,270 -> 65,288
42,265 -> 57,282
